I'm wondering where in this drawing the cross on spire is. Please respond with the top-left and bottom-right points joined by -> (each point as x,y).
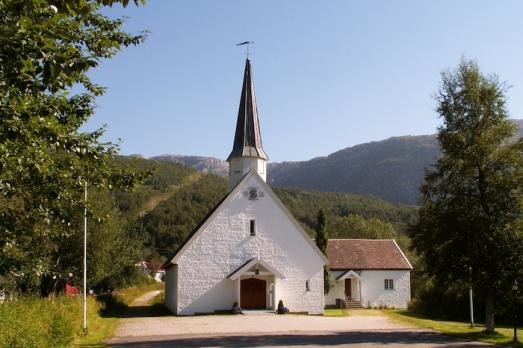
236,41 -> 254,59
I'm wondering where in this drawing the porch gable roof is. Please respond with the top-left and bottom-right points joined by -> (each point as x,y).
336,270 -> 361,280
227,257 -> 285,280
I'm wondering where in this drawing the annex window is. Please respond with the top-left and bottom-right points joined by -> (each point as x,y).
384,279 -> 394,290
250,220 -> 256,236
305,280 -> 311,291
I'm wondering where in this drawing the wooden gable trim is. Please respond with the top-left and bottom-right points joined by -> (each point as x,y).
336,270 -> 361,281
392,239 -> 413,270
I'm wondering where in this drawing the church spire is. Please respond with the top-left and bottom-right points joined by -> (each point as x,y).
227,59 -> 268,189
227,59 -> 268,161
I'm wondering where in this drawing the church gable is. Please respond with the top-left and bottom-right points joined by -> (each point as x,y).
169,171 -> 327,270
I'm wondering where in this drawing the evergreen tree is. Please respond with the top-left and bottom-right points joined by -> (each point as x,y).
411,59 -> 523,333
315,209 -> 331,294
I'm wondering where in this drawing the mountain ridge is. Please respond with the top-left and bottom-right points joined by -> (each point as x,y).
141,119 -> 522,205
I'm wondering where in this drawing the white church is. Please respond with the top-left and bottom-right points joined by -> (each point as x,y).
163,59 -> 412,315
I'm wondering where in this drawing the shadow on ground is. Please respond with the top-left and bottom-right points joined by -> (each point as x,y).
106,305 -> 170,318
109,331 -> 491,347
97,293 -> 170,319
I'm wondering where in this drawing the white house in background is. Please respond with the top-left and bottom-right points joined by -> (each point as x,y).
136,261 -> 165,282
163,58 -> 328,315
325,239 -> 412,309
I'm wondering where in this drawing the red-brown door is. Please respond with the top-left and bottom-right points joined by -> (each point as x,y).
344,278 -> 352,299
240,278 -> 266,309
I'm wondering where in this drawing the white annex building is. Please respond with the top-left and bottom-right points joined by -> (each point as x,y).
163,59 -> 412,315
325,239 -> 412,309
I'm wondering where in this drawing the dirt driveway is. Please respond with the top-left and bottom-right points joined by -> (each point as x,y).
107,291 -> 491,347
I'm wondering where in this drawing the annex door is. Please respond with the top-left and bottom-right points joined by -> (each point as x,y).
241,278 -> 266,309
344,278 -> 352,299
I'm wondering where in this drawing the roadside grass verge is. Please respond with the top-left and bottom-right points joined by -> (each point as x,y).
0,295 -> 115,348
383,310 -> 523,347
0,282 -> 166,348
73,297 -> 119,348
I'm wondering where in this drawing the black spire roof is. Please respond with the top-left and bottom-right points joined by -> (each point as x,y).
227,59 -> 268,161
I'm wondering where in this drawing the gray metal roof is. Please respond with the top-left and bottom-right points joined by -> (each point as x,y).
227,59 -> 268,161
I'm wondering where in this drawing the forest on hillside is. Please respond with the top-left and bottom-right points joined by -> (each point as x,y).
113,158 -> 417,263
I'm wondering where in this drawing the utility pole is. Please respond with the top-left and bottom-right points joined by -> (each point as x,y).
83,181 -> 88,334
513,280 -> 519,342
469,266 -> 474,328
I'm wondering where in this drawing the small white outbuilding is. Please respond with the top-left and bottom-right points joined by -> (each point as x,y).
325,239 -> 412,309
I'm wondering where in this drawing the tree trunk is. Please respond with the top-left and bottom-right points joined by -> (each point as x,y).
485,293 -> 496,333
40,275 -> 53,297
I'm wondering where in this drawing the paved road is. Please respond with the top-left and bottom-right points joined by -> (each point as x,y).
107,291 -> 491,347
109,330 -> 491,347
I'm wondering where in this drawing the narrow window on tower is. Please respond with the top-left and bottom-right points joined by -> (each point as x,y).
250,219 -> 256,236
305,280 -> 311,291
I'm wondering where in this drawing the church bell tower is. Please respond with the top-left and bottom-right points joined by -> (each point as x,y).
227,59 -> 268,190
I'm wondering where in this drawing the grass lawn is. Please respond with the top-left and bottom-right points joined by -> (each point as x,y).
324,308 -> 350,317
383,310 -> 523,347
323,308 -> 386,317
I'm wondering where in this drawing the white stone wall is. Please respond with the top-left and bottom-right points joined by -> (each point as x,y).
173,175 -> 325,315
228,157 -> 266,188
325,279 -> 345,306
164,265 -> 178,314
360,270 -> 410,309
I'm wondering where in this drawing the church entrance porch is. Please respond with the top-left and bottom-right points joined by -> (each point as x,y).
236,273 -> 275,311
240,278 -> 266,309
227,257 -> 285,312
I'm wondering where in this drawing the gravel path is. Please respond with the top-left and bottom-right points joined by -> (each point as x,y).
130,290 -> 163,306
112,313 -> 410,338
107,291 -> 492,347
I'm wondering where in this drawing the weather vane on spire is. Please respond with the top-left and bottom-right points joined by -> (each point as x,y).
236,41 -> 254,59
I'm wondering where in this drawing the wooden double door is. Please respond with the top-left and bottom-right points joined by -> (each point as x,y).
240,278 -> 267,309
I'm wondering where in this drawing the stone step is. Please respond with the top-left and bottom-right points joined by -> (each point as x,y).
345,300 -> 364,308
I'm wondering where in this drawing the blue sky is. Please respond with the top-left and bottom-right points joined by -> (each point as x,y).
84,0 -> 523,162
